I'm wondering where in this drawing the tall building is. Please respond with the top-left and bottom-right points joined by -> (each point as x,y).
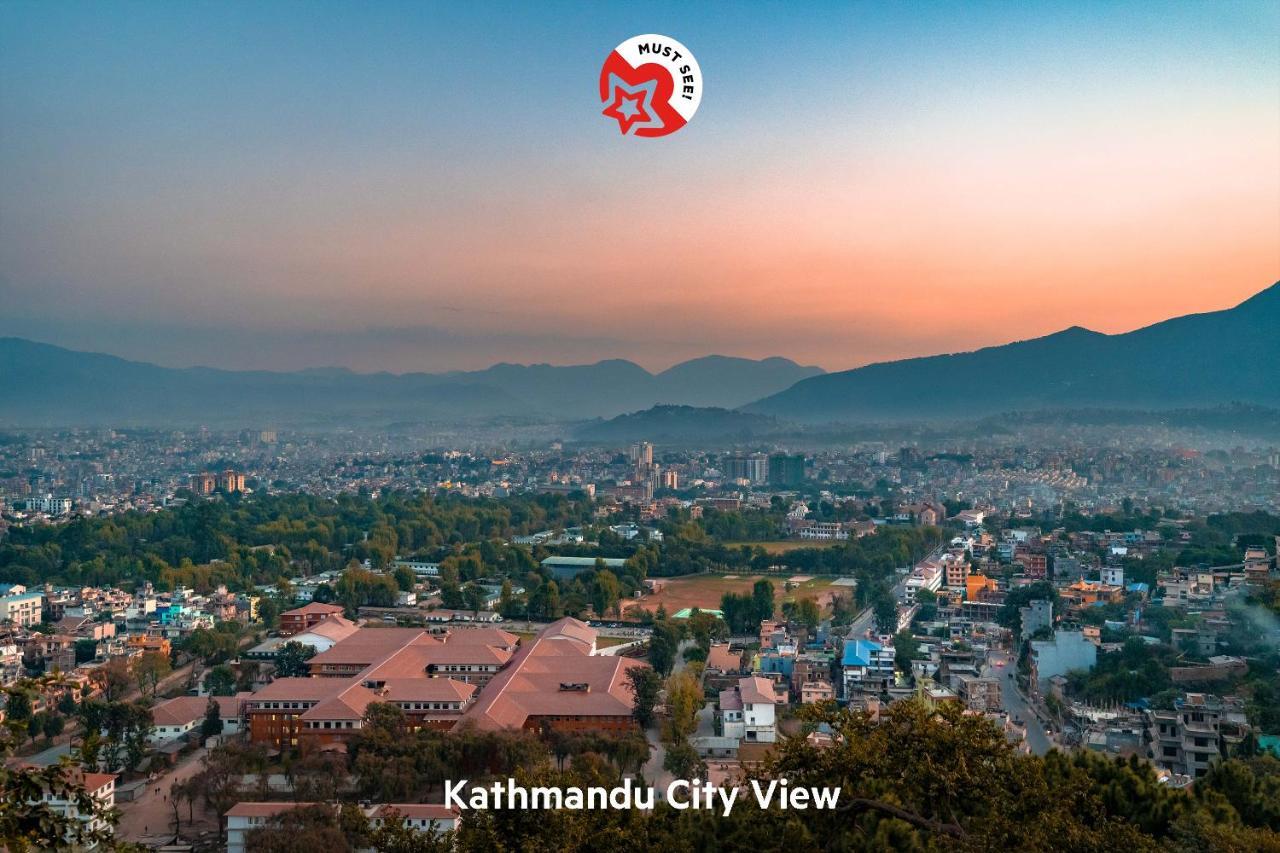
768,453 -> 806,487
190,473 -> 216,495
724,453 -> 768,485
628,442 -> 653,467
219,470 -> 247,493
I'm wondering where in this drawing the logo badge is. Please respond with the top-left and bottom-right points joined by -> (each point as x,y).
599,34 -> 702,137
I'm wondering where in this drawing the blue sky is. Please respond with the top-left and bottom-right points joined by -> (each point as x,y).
2,1 -> 1277,371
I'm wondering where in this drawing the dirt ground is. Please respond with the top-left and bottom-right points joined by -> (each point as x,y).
116,747 -> 218,846
619,574 -> 842,617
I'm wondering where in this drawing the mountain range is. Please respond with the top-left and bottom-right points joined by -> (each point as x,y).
2,282 -> 1276,429
745,281 -> 1280,423
0,342 -> 821,427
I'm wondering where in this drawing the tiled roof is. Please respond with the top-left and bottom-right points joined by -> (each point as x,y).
737,676 -> 780,706
370,803 -> 457,821
282,603 -> 344,617
461,623 -> 646,730
706,643 -> 741,672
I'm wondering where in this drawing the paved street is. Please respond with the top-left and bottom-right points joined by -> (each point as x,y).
985,651 -> 1054,755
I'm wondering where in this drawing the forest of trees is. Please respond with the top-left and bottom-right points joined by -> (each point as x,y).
231,698 -> 1280,852
0,489 -> 943,631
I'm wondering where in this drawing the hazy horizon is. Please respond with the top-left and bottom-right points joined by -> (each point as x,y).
2,2 -> 1278,373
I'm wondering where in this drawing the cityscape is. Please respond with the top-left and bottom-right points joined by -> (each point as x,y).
2,2 -> 1279,853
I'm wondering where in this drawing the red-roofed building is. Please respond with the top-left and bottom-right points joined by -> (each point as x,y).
279,602 -> 346,636
461,617 -> 646,733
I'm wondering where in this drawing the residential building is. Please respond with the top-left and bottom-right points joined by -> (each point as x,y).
36,769 -> 116,849
841,639 -> 895,697
278,602 -> 346,636
0,588 -> 42,627
1145,693 -> 1250,778
718,676 -> 781,743
1029,630 -> 1097,690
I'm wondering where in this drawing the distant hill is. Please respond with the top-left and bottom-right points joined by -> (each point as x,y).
0,340 -> 822,427
746,282 -> 1280,423
574,405 -> 785,444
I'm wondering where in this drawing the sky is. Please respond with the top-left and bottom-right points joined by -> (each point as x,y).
1,0 -> 1278,373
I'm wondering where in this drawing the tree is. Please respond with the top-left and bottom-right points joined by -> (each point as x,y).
664,670 -> 703,740
893,631 -> 923,675
0,736 -> 121,851
751,578 -> 775,624
133,651 -> 172,699
999,581 -> 1059,637
873,589 -> 898,635
42,714 -> 64,744
245,803 -> 355,852
258,595 -> 283,627
370,809 -> 454,853
648,620 -> 682,676
91,657 -> 131,702
590,570 -> 622,616
3,689 -> 32,731
204,664 -> 237,696
626,666 -> 662,728
795,597 -> 821,631
662,738 -> 705,780
201,698 -> 224,738
276,641 -> 317,678
393,564 -> 417,592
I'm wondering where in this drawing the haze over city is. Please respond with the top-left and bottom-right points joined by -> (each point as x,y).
2,1 -> 1277,372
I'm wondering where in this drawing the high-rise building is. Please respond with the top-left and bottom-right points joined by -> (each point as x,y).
190,473 -> 216,495
724,454 -> 768,485
628,442 -> 653,466
768,453 -> 806,487
219,470 -> 247,493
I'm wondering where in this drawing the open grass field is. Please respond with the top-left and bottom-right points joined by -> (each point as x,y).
723,539 -> 845,554
619,573 -> 848,618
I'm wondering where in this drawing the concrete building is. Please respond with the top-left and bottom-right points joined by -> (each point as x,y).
0,588 -> 43,627
38,770 -> 116,849
1019,599 -> 1053,640
718,676 -> 781,743
1145,693 -> 1250,778
1029,630 -> 1097,690
278,602 -> 346,636
841,639 -> 895,697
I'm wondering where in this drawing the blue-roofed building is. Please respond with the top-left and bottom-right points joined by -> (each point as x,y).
841,639 -> 894,698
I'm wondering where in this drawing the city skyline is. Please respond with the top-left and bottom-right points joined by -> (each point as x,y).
2,1 -> 1278,373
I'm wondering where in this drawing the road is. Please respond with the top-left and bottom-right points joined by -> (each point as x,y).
639,639 -> 697,792
845,545 -> 940,640
116,746 -> 212,845
985,651 -> 1054,755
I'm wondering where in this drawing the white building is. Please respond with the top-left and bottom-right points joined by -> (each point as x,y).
841,639 -> 895,697
149,694 -> 246,744
227,801 -> 457,853
40,770 -> 116,849
904,564 -> 943,603
718,676 -> 781,743
0,588 -> 43,627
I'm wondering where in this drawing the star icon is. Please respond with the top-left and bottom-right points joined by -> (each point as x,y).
601,73 -> 660,135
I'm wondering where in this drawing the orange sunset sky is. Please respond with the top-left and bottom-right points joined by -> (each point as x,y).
1,2 -> 1277,372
